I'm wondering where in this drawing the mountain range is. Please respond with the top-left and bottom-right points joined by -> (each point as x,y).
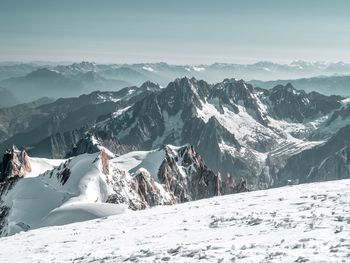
2,61 -> 350,106
1,77 -> 350,186
250,75 -> 350,96
1,75 -> 350,236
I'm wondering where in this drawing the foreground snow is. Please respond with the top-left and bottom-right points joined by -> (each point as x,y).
0,179 -> 349,262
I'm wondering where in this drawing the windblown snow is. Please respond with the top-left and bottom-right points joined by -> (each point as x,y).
0,179 -> 349,262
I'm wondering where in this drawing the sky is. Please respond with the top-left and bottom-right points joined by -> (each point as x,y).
1,0 -> 350,64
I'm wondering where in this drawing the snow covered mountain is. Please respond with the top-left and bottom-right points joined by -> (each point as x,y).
1,76 -> 350,191
86,77 -> 344,188
0,149 -> 123,236
0,143 -> 231,236
0,81 -> 160,156
1,74 -> 350,260
0,178 -> 349,262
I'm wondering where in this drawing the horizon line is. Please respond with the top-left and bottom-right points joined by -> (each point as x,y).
0,59 -> 349,67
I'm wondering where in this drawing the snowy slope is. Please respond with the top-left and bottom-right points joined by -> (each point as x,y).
1,144 -> 223,236
26,157 -> 65,178
112,148 -> 166,180
0,152 -> 126,236
0,179 -> 349,262
111,145 -> 188,182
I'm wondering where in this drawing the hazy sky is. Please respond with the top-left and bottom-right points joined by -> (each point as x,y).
1,0 -> 350,64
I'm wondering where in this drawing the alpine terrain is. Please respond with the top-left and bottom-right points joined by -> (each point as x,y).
0,75 -> 350,239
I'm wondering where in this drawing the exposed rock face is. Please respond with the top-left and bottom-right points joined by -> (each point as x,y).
66,133 -> 136,158
210,79 -> 269,125
107,166 -> 174,210
158,145 -> 222,202
57,163 -> 71,185
157,147 -> 191,203
100,149 -> 110,176
65,133 -> 100,157
107,145 -> 232,210
0,81 -> 160,157
0,146 -> 31,182
131,169 -> 175,209
259,83 -> 342,123
106,168 -> 145,210
0,178 -> 18,236
0,146 -> 31,235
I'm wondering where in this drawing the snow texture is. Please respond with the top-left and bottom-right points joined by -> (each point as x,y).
0,179 -> 349,262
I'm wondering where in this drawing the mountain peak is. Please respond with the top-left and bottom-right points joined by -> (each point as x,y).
139,81 -> 161,92
0,145 -> 32,182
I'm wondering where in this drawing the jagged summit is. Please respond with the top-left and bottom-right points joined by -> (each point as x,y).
265,83 -> 342,122
0,145 -> 31,182
139,80 -> 161,92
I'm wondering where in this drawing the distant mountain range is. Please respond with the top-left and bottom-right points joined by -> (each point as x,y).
250,75 -> 350,96
1,61 -> 350,104
0,68 -> 129,103
2,61 -> 350,82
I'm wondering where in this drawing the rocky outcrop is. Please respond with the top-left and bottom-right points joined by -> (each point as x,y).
210,79 -> 268,125
131,169 -> 175,209
0,146 -> 30,235
107,145 -> 230,210
260,83 -> 342,123
65,133 -> 100,158
158,145 -> 222,202
0,146 -> 31,182
100,149 -> 110,176
158,147 -> 191,203
0,176 -> 26,236
0,81 -> 160,158
66,133 -> 136,158
107,166 -> 174,210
